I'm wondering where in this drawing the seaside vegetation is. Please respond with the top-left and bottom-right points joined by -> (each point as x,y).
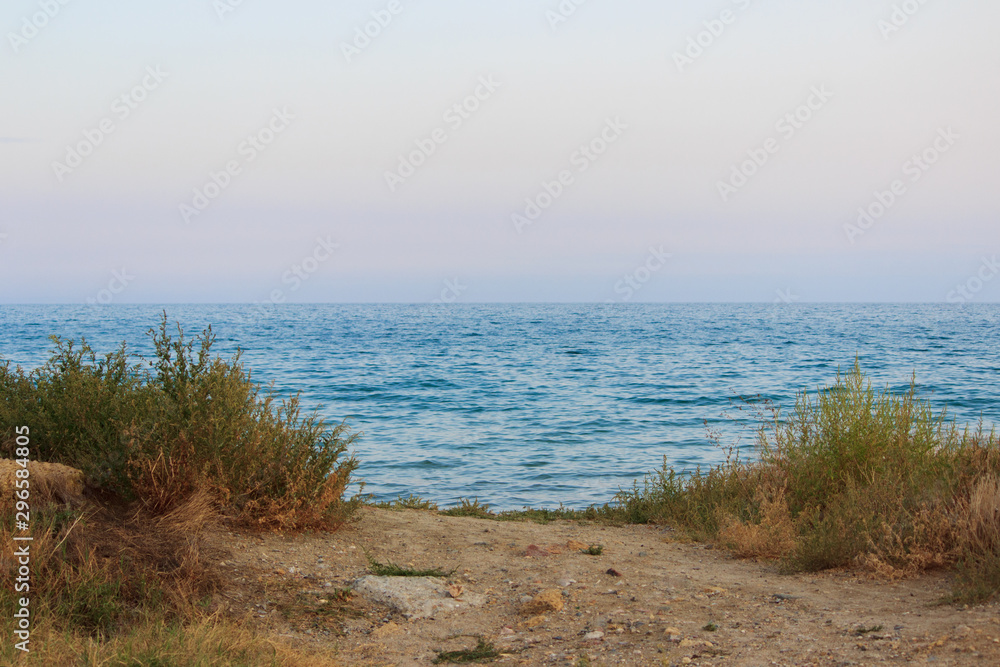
0,314 -> 357,664
432,637 -> 501,664
382,362 -> 1000,602
365,551 -> 453,578
612,360 -> 1000,602
370,361 -> 1000,601
3,316 -> 999,662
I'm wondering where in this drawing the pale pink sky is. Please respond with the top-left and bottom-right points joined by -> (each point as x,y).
1,0 -> 998,303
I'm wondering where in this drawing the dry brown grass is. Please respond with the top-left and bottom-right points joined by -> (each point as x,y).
0,458 -> 85,510
0,317 -> 361,660
0,482 -> 347,664
945,474 -> 1000,602
4,614 -> 343,666
1,479 -> 219,636
963,475 -> 1000,553
856,503 -> 957,579
717,483 -> 797,560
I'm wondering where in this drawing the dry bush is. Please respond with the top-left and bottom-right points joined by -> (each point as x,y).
718,483 -> 797,559
117,487 -> 220,612
856,503 -> 958,579
963,474 -> 1000,553
948,475 -> 1000,602
0,478 -> 331,664
125,438 -> 203,516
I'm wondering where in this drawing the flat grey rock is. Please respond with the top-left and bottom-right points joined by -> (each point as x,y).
352,576 -> 486,619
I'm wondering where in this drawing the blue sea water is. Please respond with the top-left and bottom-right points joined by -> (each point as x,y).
1,304 -> 997,509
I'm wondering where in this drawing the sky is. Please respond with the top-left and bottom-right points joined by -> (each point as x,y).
1,0 -> 998,304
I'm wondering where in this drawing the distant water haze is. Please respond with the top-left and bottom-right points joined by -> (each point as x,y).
2,304 -> 997,509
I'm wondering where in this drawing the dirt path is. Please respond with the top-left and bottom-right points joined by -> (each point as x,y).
209,507 -> 1000,666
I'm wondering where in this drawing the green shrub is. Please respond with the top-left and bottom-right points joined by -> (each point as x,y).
613,360 -> 1000,601
0,313 -> 360,531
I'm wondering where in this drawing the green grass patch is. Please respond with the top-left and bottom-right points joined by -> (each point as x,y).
439,497 -> 493,518
365,552 -> 453,578
437,498 -> 617,525
370,493 -> 440,511
432,638 -> 501,664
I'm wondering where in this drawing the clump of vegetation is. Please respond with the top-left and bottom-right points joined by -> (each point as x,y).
613,360 -> 1000,602
0,314 -> 359,663
495,505 -> 603,524
950,474 -> 1000,602
365,552 -> 453,578
432,637 -> 501,664
440,497 -> 493,518
582,544 -> 604,556
439,498 -> 613,524
372,493 -> 439,511
0,313 -> 360,531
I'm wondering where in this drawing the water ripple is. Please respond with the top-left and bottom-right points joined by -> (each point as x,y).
1,303 -> 997,509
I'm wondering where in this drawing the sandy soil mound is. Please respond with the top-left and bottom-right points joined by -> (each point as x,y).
0,458 -> 84,506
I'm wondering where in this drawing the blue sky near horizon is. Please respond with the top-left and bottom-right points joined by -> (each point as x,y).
1,0 -> 998,304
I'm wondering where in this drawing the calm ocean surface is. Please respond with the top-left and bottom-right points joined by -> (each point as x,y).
1,304 -> 997,509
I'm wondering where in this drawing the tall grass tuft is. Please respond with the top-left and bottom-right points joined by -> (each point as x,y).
614,360 -> 1000,601
0,313 -> 360,531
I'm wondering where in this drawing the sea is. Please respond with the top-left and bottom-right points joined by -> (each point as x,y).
1,304 -> 997,509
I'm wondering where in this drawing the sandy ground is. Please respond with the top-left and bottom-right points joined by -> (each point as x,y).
208,507 -> 1000,666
